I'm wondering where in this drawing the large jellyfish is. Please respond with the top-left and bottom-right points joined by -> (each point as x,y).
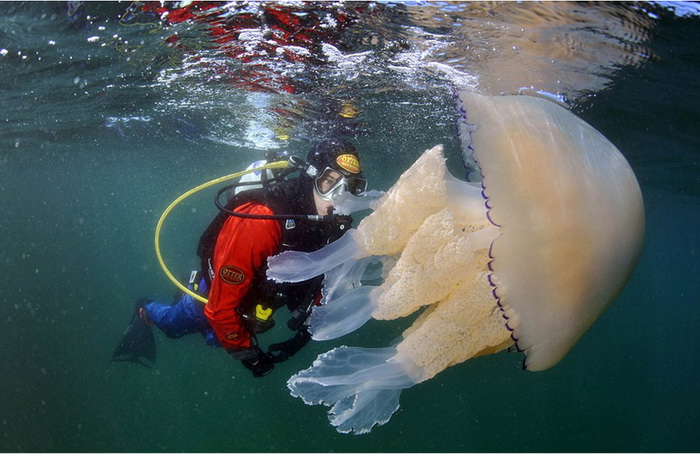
267,92 -> 645,434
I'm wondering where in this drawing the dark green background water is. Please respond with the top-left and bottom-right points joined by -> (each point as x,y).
1,2 -> 699,452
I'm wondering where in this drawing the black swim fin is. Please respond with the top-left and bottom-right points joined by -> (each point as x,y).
112,298 -> 156,368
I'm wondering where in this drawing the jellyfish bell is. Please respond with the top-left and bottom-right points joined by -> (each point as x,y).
274,92 -> 645,434
458,91 -> 645,370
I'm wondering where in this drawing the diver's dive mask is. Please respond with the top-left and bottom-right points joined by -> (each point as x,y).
313,167 -> 367,202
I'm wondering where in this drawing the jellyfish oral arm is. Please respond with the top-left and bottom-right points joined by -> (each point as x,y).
287,346 -> 423,435
331,189 -> 386,215
309,286 -> 380,341
266,230 -> 363,283
289,270 -> 514,435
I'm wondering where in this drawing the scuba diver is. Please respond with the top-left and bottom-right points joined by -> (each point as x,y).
112,138 -> 367,377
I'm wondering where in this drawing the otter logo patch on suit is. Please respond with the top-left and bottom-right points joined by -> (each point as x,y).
219,265 -> 246,285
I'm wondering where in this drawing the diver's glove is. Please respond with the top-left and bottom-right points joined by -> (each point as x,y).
240,348 -> 275,378
267,328 -> 312,364
226,346 -> 261,361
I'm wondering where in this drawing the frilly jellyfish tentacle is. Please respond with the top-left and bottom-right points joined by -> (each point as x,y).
322,256 -> 378,302
331,189 -> 386,215
328,387 -> 403,435
358,257 -> 385,282
351,145 -> 454,257
288,347 -> 422,435
267,230 -> 362,283
309,286 -> 380,341
373,207 -> 498,321
311,255 -> 387,340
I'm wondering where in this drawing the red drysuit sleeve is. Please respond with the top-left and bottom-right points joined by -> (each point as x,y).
203,202 -> 282,350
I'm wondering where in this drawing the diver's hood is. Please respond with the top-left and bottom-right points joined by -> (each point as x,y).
265,176 -> 317,217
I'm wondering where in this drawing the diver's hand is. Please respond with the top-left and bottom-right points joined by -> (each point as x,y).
268,329 -> 311,364
240,349 -> 275,378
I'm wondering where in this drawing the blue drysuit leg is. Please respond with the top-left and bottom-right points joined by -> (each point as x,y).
143,278 -> 221,347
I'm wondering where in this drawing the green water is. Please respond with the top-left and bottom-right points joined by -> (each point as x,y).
1,2 -> 699,452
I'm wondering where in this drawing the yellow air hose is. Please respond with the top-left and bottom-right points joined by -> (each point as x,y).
154,160 -> 291,304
